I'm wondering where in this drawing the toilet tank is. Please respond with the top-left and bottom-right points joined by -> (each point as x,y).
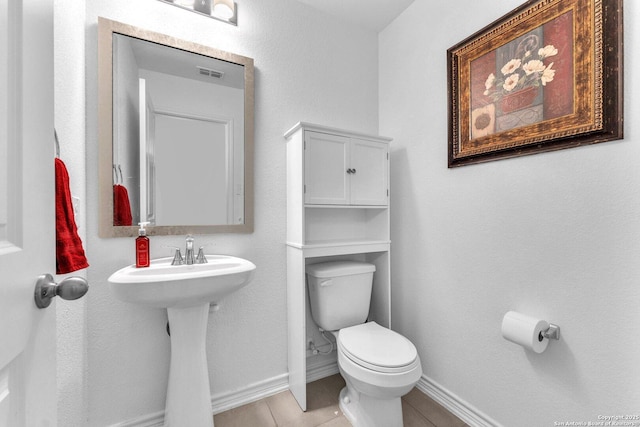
306,261 -> 376,331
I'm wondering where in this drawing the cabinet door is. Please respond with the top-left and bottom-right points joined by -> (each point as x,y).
304,131 -> 350,205
349,138 -> 388,206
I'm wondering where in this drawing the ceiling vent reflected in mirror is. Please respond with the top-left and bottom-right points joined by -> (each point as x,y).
197,66 -> 224,79
157,0 -> 237,25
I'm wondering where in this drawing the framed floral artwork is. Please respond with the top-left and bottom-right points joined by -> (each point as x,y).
447,0 -> 623,167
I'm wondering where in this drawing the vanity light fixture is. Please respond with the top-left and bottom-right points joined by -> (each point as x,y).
213,0 -> 235,20
157,0 -> 237,25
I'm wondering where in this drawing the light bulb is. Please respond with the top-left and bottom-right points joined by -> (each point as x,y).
212,0 -> 234,19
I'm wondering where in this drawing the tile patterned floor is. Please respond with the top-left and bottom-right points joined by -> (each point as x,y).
213,374 -> 468,427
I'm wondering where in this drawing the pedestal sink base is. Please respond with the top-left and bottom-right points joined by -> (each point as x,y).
108,255 -> 256,427
165,303 -> 214,427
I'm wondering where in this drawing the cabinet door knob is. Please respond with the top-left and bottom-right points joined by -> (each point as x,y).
346,168 -> 353,174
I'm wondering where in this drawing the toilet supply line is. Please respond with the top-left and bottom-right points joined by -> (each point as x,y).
308,329 -> 335,355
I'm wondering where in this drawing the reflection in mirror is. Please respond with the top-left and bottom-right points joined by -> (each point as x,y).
99,18 -> 254,237
114,33 -> 245,226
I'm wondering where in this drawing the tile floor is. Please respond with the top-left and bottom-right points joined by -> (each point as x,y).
213,374 -> 468,427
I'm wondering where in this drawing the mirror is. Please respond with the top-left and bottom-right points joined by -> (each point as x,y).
98,17 -> 254,237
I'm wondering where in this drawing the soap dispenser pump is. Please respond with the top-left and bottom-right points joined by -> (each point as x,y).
136,222 -> 150,268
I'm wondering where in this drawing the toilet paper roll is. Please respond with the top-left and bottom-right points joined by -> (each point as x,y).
501,311 -> 550,353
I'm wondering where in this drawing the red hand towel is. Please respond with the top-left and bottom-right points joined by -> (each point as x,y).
55,158 -> 89,274
113,184 -> 133,226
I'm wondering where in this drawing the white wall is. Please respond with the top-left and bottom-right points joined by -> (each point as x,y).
54,0 -> 88,425
380,1 -> 640,425
55,0 -> 379,425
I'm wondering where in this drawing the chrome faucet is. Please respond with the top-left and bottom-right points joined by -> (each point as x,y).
170,246 -> 184,265
173,235 -> 208,265
185,235 -> 196,265
196,246 -> 208,264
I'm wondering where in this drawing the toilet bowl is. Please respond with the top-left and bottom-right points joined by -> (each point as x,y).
334,322 -> 422,427
306,261 -> 422,427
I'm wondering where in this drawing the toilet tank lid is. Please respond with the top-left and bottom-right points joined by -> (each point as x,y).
306,261 -> 376,278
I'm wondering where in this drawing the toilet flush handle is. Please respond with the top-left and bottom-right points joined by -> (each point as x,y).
319,279 -> 333,287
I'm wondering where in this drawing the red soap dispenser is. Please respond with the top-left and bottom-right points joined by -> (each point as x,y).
136,222 -> 150,268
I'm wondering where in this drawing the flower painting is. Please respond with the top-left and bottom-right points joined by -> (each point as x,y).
447,0 -> 622,167
485,45 -> 557,100
469,18 -> 572,140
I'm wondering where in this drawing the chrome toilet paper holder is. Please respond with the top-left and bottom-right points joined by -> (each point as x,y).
539,324 -> 560,341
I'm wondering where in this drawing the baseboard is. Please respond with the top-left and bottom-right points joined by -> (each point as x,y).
211,373 -> 289,414
306,355 -> 339,383
415,375 -> 503,427
109,367 -> 499,427
109,373 -> 289,427
109,412 -> 164,427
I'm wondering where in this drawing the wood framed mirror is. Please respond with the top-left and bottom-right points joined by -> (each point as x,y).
98,17 -> 254,237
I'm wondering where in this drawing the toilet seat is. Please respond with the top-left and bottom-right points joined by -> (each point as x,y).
338,322 -> 419,374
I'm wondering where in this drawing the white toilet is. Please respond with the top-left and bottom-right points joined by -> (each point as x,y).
306,261 -> 422,427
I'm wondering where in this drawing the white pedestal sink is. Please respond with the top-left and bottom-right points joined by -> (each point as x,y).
108,255 -> 256,427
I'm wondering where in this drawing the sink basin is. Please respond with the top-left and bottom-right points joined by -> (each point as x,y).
108,254 -> 256,427
108,255 -> 256,308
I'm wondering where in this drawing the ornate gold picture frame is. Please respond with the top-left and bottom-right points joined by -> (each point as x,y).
447,0 -> 623,167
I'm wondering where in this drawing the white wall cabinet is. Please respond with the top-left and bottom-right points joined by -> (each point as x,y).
304,131 -> 388,206
285,122 -> 392,412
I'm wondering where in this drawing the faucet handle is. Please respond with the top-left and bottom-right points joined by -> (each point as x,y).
196,247 -> 208,264
168,246 -> 184,265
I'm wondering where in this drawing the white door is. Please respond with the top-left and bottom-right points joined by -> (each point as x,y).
304,131 -> 350,205
0,0 -> 57,425
349,138 -> 388,206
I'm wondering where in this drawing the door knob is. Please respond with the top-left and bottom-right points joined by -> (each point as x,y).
34,273 -> 89,309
